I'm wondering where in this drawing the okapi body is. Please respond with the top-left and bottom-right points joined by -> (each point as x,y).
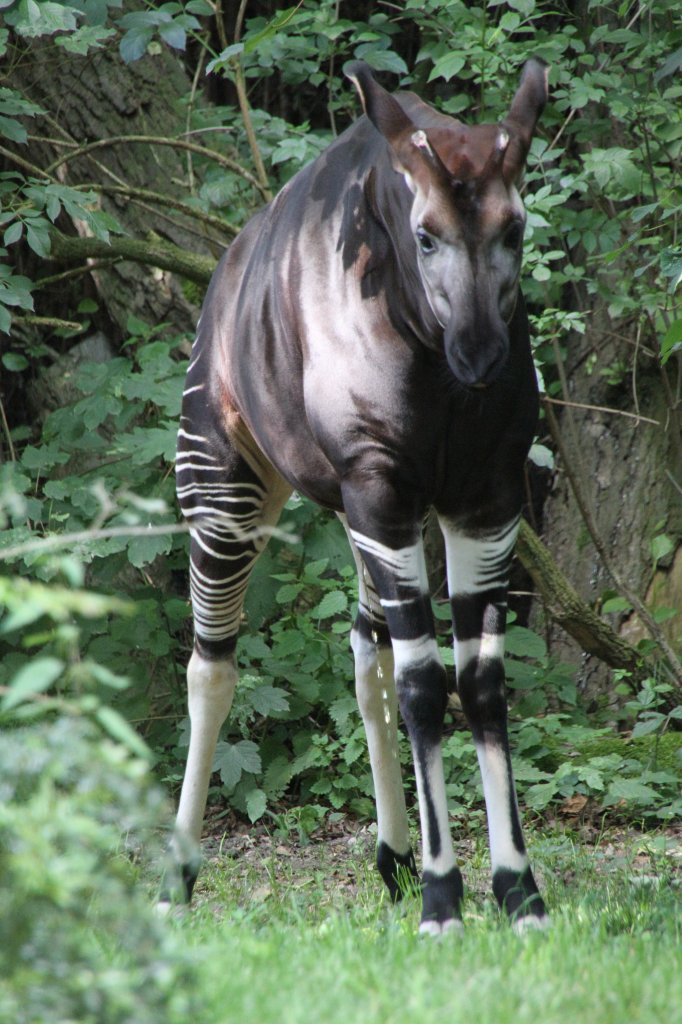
172,59 -> 550,933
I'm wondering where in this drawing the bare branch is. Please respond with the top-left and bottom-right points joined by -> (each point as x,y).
83,183 -> 239,239
44,134 -> 268,200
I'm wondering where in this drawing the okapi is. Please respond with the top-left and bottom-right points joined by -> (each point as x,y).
171,58 -> 550,934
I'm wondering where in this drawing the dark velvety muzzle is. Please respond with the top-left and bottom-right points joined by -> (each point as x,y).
444,315 -> 510,387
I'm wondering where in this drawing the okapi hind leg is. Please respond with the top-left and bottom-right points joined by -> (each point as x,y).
439,515 -> 549,932
167,397 -> 291,905
340,517 -> 418,901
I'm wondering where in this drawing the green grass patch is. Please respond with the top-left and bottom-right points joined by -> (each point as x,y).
169,828 -> 682,1024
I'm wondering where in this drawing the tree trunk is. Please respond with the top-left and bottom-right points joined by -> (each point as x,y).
7,38 -> 225,336
538,299 -> 682,701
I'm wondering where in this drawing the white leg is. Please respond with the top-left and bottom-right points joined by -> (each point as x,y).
341,515 -> 416,899
173,651 -> 237,876
351,629 -> 411,857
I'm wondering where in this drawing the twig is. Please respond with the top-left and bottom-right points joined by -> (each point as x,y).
544,395 -> 660,427
0,396 -> 16,462
231,0 -> 273,202
48,229 -> 216,286
0,520 -> 298,563
0,144 -> 52,179
44,134 -> 267,200
12,315 -> 84,332
34,260 -> 122,289
185,34 -> 209,195
82,183 -> 238,238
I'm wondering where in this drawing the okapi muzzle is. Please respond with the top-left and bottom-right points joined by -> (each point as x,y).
346,59 -> 548,386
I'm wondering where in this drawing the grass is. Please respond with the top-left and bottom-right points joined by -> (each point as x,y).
163,824 -> 682,1024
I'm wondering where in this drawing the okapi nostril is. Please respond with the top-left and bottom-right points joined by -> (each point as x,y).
174,57 -> 548,929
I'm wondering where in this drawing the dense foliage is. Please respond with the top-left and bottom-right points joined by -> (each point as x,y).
1,0 -> 681,855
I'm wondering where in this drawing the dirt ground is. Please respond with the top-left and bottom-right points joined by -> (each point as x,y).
193,806 -> 682,910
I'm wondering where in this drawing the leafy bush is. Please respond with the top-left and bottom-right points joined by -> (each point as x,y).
0,717 -> 202,1024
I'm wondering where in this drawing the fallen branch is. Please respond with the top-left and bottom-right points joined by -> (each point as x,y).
48,229 -> 217,285
516,518 -> 645,679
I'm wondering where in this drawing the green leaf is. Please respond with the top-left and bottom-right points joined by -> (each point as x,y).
651,533 -> 674,566
3,219 -> 22,246
25,219 -> 50,257
631,714 -> 666,738
601,596 -> 633,614
158,19 -> 185,51
504,625 -> 547,660
314,590 -> 348,619
2,352 -> 28,371
13,1 -> 78,38
655,45 -> 682,84
213,739 -> 262,789
355,46 -> 408,75
245,787 -> 267,823
528,443 -> 554,469
2,656 -> 64,711
605,778 -> 660,805
127,531 -> 173,569
94,705 -> 151,759
499,11 -> 521,33
660,319 -> 682,364
0,114 -> 28,143
119,25 -> 152,62
427,52 -> 465,83
275,582 -> 303,604
243,7 -> 300,55
249,684 -> 289,715
55,24 -> 115,55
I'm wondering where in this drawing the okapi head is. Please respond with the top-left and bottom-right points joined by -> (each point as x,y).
345,59 -> 548,386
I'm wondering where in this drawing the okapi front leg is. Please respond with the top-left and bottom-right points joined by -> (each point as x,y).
440,516 -> 548,932
348,526 -> 463,934
342,519 -> 417,899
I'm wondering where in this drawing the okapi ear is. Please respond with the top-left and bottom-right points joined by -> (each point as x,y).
344,60 -> 447,192
344,60 -> 414,145
502,58 -> 549,182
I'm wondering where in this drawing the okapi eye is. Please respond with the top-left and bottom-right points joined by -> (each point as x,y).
503,222 -> 523,251
416,227 -> 437,255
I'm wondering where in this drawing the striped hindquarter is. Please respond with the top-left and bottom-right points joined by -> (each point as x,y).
169,343 -> 290,898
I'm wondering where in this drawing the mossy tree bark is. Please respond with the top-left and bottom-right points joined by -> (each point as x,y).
6,37 -> 229,335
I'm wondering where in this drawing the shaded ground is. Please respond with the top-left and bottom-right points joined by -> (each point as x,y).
191,806 -> 682,915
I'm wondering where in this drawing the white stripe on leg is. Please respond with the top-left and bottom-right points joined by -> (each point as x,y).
351,631 -> 411,856
475,739 -> 528,875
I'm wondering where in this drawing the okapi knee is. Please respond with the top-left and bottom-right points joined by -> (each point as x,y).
456,657 -> 508,740
395,656 -> 449,747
